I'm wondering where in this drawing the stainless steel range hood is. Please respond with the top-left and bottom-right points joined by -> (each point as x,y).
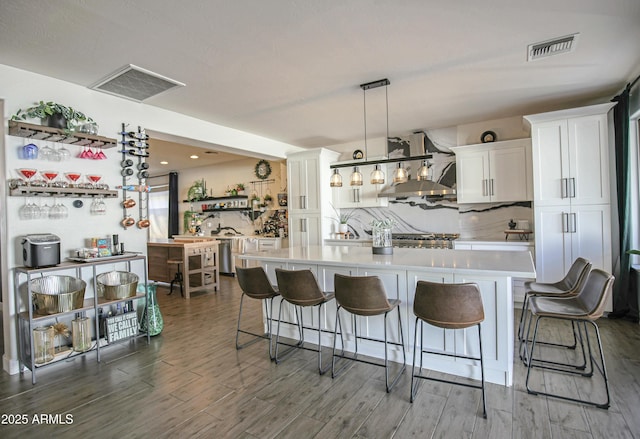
378,133 -> 456,198
377,178 -> 456,198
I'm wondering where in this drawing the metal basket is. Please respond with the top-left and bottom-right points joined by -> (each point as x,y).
97,271 -> 139,300
22,275 -> 87,315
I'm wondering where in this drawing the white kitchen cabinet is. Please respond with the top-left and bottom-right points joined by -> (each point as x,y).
528,111 -> 611,206
451,138 -> 532,203
524,103 -> 615,284
288,214 -> 322,248
534,204 -> 612,284
287,148 -> 340,247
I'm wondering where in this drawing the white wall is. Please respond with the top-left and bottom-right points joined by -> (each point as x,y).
0,63 -> 301,375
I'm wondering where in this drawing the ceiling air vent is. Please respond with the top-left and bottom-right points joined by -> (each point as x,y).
90,64 -> 185,102
527,33 -> 579,61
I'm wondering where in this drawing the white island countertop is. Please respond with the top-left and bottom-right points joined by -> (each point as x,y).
241,245 -> 536,278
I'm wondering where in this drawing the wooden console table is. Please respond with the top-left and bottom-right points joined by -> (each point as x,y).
147,240 -> 219,298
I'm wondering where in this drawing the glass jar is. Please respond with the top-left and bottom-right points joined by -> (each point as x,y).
372,226 -> 393,255
33,326 -> 55,365
72,317 -> 92,352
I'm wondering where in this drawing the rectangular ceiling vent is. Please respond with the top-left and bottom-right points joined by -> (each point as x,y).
90,64 -> 185,102
527,33 -> 579,62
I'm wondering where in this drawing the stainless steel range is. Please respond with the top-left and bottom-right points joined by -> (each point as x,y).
392,233 -> 460,249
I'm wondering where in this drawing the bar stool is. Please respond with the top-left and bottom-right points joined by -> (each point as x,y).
518,257 -> 591,360
167,259 -> 184,297
274,268 -> 335,375
411,280 -> 487,418
235,267 -> 280,359
331,274 -> 406,392
524,269 -> 614,409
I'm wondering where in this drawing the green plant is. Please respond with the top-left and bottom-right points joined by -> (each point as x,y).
263,194 -> 273,201
11,101 -> 93,132
370,217 -> 396,230
187,179 -> 207,201
236,183 -> 245,191
330,204 -> 356,224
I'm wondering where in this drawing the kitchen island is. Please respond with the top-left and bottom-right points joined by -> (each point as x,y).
239,245 -> 535,386
147,240 -> 219,298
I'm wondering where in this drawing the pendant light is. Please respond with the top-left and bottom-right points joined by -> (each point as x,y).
330,168 -> 343,187
370,164 -> 385,184
416,160 -> 431,181
350,166 -> 363,186
393,162 -> 408,183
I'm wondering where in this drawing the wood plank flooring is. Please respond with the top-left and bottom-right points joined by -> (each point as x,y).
1,276 -> 639,438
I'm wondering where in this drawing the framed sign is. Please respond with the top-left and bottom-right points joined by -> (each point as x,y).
105,312 -> 138,343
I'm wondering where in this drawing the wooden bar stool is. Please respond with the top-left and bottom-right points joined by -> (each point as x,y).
524,269 -> 614,409
235,267 -> 280,360
167,258 -> 184,297
411,280 -> 487,418
331,274 -> 406,392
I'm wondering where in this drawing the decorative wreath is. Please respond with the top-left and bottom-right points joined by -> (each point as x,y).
255,159 -> 272,180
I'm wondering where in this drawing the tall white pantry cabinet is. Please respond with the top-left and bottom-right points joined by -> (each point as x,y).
524,102 -> 616,284
287,148 -> 340,247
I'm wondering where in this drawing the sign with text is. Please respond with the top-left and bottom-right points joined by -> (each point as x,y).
105,312 -> 138,343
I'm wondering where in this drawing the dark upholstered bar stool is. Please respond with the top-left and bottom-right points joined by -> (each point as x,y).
411,280 -> 487,418
331,274 -> 406,392
524,269 -> 614,409
167,259 -> 184,297
274,268 -> 336,374
235,267 -> 280,360
518,257 -> 591,359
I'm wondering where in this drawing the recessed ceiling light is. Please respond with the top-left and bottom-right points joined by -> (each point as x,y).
190,155 -> 199,159
160,161 -> 169,165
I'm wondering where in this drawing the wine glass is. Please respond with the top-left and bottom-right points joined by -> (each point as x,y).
87,174 -> 102,190
90,197 -> 106,215
18,168 -> 37,187
19,198 -> 36,220
42,170 -> 59,187
65,172 -> 81,188
93,147 -> 107,160
57,143 -> 71,161
39,142 -> 55,161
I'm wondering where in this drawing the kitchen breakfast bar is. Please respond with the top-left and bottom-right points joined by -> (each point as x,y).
239,246 -> 535,387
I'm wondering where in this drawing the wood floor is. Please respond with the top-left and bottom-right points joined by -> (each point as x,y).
1,276 -> 639,438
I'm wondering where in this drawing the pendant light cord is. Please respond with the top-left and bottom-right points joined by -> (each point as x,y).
385,84 -> 389,154
363,87 -> 368,160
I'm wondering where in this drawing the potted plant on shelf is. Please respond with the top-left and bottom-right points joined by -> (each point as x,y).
187,179 -> 207,201
331,204 -> 356,234
236,183 -> 246,195
11,101 -> 95,133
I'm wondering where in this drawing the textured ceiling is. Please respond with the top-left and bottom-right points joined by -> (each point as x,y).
1,0 -> 639,166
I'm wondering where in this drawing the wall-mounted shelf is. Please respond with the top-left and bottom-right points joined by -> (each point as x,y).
183,195 -> 248,203
10,187 -> 119,198
9,120 -> 117,148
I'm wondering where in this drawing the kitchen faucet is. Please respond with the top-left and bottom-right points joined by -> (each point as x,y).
211,223 -> 241,235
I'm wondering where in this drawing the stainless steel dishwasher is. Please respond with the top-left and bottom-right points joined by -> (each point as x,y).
218,238 -> 234,275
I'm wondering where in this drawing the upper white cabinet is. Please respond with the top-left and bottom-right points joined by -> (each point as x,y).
287,148 -> 340,246
451,138 -> 532,204
524,102 -> 615,284
527,110 -> 611,206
